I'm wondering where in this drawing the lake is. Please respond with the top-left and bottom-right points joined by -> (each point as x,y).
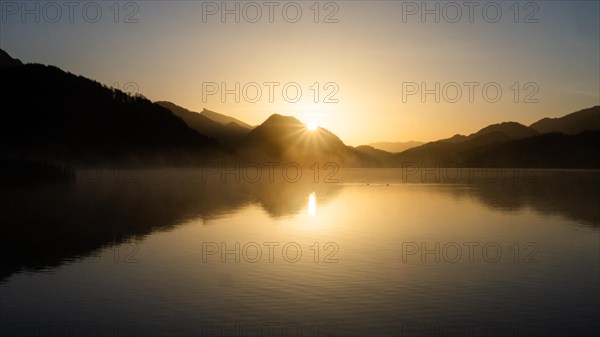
1,168 -> 598,337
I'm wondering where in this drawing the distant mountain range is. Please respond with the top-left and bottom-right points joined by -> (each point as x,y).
530,107 -> 600,134
156,101 -> 252,149
1,48 -> 599,168
369,141 -> 425,153
376,107 -> 599,153
391,107 -> 600,167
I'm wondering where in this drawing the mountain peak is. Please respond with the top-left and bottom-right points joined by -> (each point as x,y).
241,114 -> 352,163
156,101 -> 252,149
441,134 -> 468,143
0,49 -> 23,69
470,121 -> 537,140
530,106 -> 600,135
201,108 -> 252,129
369,141 -> 425,153
262,114 -> 304,126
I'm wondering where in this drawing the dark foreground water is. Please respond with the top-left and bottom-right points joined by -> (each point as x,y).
1,168 -> 598,337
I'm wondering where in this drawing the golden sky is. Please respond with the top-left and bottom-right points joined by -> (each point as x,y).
1,1 -> 598,145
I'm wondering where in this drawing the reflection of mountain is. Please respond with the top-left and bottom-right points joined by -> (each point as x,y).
0,172 -> 342,281
250,180 -> 342,217
2,169 -> 597,282
441,170 -> 600,227
156,101 -> 252,149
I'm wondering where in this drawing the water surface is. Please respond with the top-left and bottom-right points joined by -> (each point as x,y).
1,169 -> 598,336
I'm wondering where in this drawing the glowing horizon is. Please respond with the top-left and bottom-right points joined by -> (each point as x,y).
1,1 -> 598,145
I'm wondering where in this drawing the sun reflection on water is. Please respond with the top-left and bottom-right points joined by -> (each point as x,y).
308,192 -> 317,216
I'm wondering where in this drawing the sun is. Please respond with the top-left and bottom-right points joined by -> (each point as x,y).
306,121 -> 318,131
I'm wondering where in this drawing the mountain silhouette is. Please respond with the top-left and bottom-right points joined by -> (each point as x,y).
458,130 -> 600,168
2,165 -> 597,282
241,114 -> 345,163
1,49 -> 598,169
440,134 -> 468,144
393,108 -> 600,167
0,171 -> 343,280
0,49 -> 22,68
394,122 -> 536,165
369,141 -> 425,153
436,121 -> 538,144
201,108 -> 253,129
530,106 -> 600,135
467,121 -> 538,140
156,101 -> 251,149
0,62 -> 224,165
240,114 -> 391,166
160,99 -> 600,167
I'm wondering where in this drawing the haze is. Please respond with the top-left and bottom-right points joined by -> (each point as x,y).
1,1 -> 598,145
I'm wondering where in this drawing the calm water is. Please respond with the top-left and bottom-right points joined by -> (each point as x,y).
1,168 -> 599,337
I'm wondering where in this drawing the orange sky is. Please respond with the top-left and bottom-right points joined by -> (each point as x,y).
1,1 -> 598,145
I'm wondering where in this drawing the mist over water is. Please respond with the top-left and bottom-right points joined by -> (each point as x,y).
1,169 -> 598,336
1,1 -> 599,335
